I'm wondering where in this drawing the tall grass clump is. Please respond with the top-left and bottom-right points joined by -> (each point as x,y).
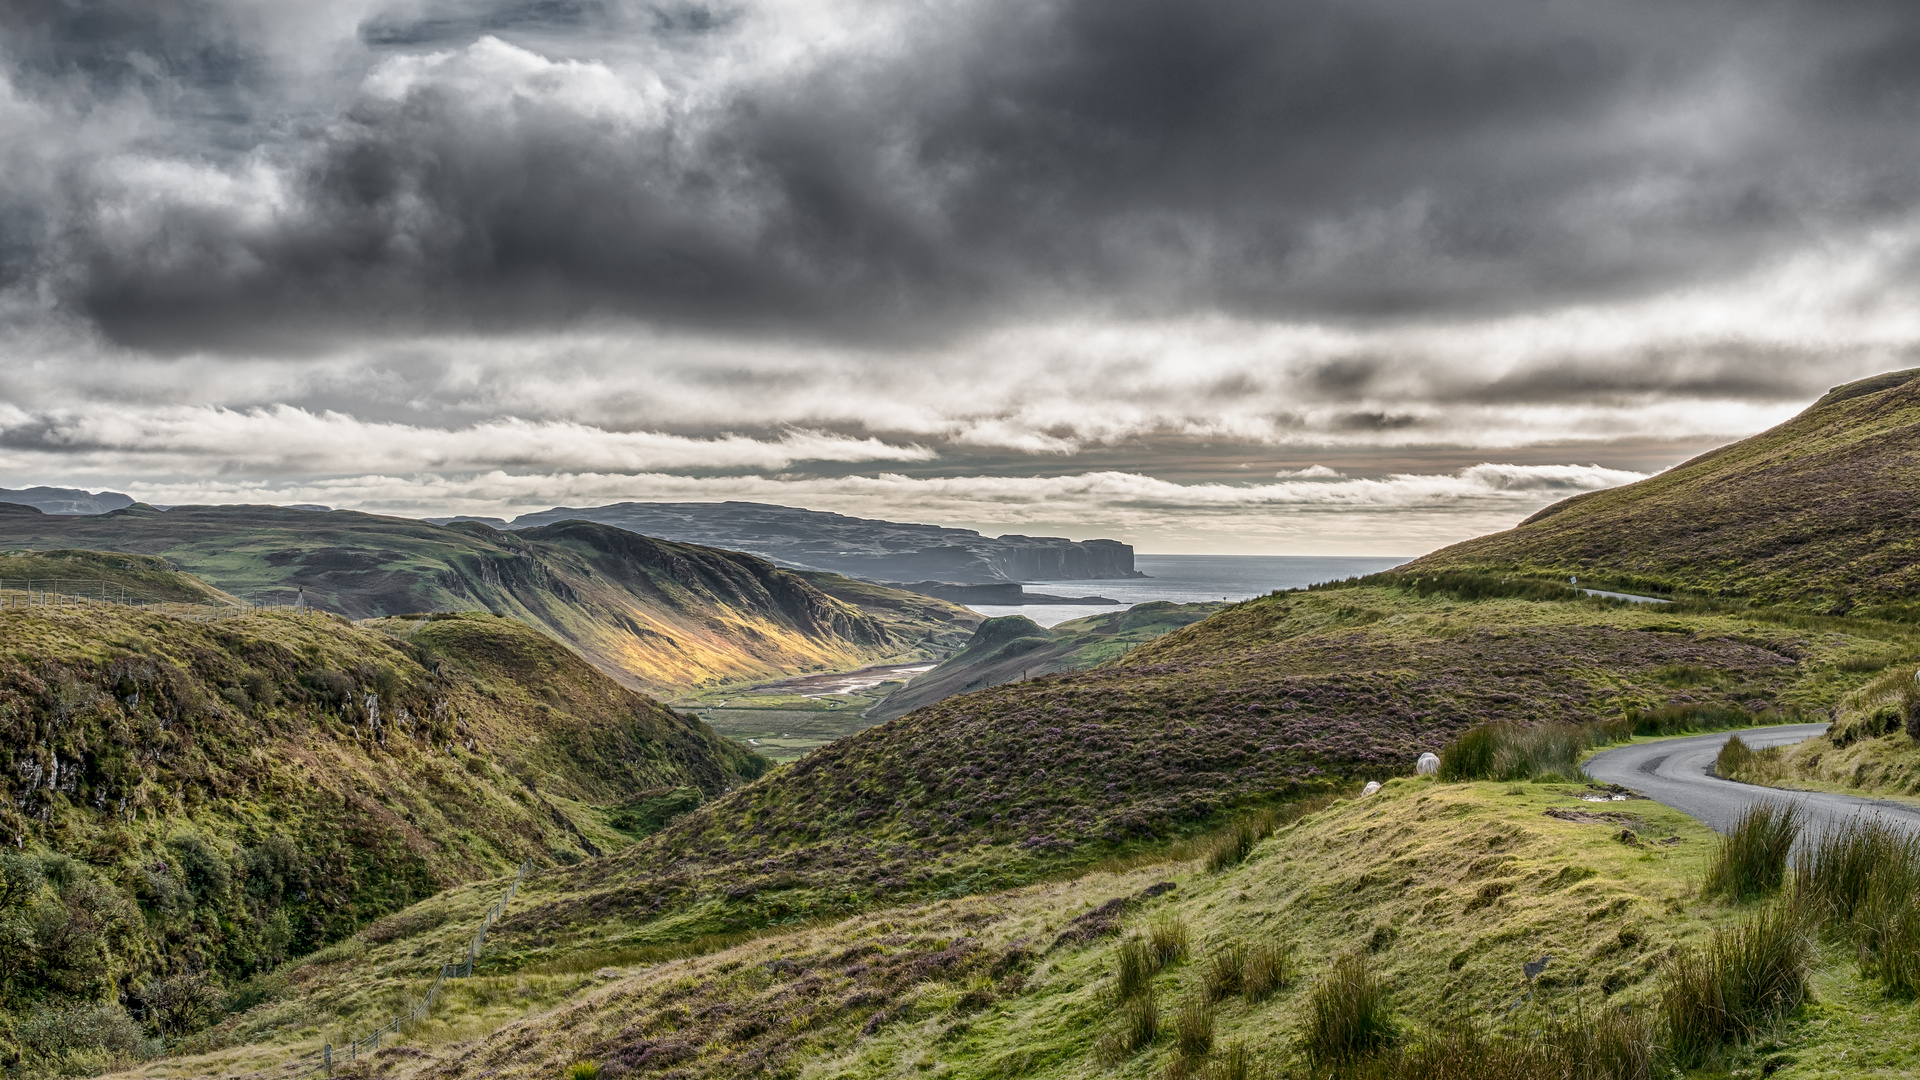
565,1064 -> 602,1080
1241,941 -> 1295,999
1206,811 -> 1276,872
1305,952 -> 1394,1066
1796,816 -> 1920,925
1150,915 -> 1191,966
1095,989 -> 1160,1063
1387,1011 -> 1652,1080
1659,903 -> 1811,1064
1173,994 -> 1215,1058
1437,722 -> 1587,782
1204,1043 -> 1256,1080
1116,938 -> 1159,1000
1797,817 -> 1920,994
1714,735 -> 1788,785
1205,943 -> 1245,1000
1702,801 -> 1801,902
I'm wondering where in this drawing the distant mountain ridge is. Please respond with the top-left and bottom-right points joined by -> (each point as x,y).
1406,367 -> 1920,610
0,485 -> 134,515
0,504 -> 977,695
461,501 -> 1142,583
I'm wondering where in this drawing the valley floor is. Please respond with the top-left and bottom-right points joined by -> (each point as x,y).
97,774 -> 1920,1080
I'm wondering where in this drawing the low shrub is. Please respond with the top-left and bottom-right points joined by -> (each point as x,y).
565,1063 -> 602,1080
1702,801 -> 1801,902
1437,722 -> 1587,782
1659,903 -> 1811,1064
1305,952 -> 1394,1065
1714,735 -> 1788,785
1241,941 -> 1295,1000
1150,915 -> 1191,967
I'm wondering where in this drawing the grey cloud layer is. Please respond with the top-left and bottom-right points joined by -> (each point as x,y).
10,0 -> 1920,350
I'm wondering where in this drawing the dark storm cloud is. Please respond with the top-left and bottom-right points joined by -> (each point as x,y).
4,0 -> 1917,355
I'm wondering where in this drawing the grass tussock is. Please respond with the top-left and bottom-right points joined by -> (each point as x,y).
1658,902 -> 1811,1064
1437,722 -> 1589,782
1713,734 -> 1789,786
1150,915 -> 1191,967
1702,801 -> 1801,902
1206,810 -> 1277,872
1117,938 -> 1160,1000
1242,941 -> 1296,1000
1173,994 -> 1215,1058
1096,989 -> 1161,1063
1378,1012 -> 1653,1080
1797,816 -> 1920,994
1305,951 -> 1395,1066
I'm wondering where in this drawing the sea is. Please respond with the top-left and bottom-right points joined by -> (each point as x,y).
967,553 -> 1413,627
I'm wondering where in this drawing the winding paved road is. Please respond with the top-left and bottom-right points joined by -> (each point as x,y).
1584,722 -> 1920,842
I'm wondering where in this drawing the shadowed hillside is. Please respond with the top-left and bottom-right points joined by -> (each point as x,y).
1405,368 -> 1920,612
867,601 -> 1225,721
0,505 -> 979,695
0,593 -> 765,1061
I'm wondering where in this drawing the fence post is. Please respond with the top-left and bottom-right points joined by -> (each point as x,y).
323,1044 -> 331,1076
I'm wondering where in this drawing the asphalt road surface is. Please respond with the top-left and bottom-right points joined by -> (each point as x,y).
1584,722 -> 1920,842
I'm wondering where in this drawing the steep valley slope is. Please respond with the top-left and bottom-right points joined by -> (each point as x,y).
0,591 -> 767,1064
0,505 -> 979,696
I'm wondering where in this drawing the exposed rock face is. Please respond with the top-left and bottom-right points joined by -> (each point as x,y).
490,501 -> 1142,583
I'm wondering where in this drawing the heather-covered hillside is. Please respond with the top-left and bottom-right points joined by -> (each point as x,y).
1405,367 -> 1920,611
0,597 -> 764,1058
467,581 -> 1890,969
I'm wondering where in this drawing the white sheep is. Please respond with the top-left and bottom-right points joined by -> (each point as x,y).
1416,751 -> 1440,776
1360,780 -> 1383,797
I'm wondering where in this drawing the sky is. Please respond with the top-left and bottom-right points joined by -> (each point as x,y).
3,0 -> 1918,554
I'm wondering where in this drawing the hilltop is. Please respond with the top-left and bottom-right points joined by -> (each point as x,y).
473,501 -> 1142,583
0,593 -> 766,1060
866,601 -> 1225,721
1405,368 -> 1920,611
0,506 -> 979,695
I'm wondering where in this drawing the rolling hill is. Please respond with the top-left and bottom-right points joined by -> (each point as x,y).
469,500 -> 1142,583
0,582 -> 767,1060
0,505 -> 979,695
866,601 -> 1226,721
1405,367 -> 1920,612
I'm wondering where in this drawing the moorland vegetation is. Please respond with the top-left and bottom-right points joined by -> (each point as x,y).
22,368 -> 1920,1075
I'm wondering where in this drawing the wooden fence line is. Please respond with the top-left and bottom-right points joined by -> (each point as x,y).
228,859 -> 532,1080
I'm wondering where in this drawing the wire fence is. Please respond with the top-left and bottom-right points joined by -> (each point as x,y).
0,577 -> 323,620
229,859 -> 532,1080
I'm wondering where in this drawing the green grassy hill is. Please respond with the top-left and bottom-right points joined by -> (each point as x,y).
0,592 -> 766,1066
120,775 -> 1919,1080
1403,367 -> 1920,612
0,506 -> 979,696
867,602 -> 1225,721
0,550 -> 239,605
372,583 -> 1895,968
